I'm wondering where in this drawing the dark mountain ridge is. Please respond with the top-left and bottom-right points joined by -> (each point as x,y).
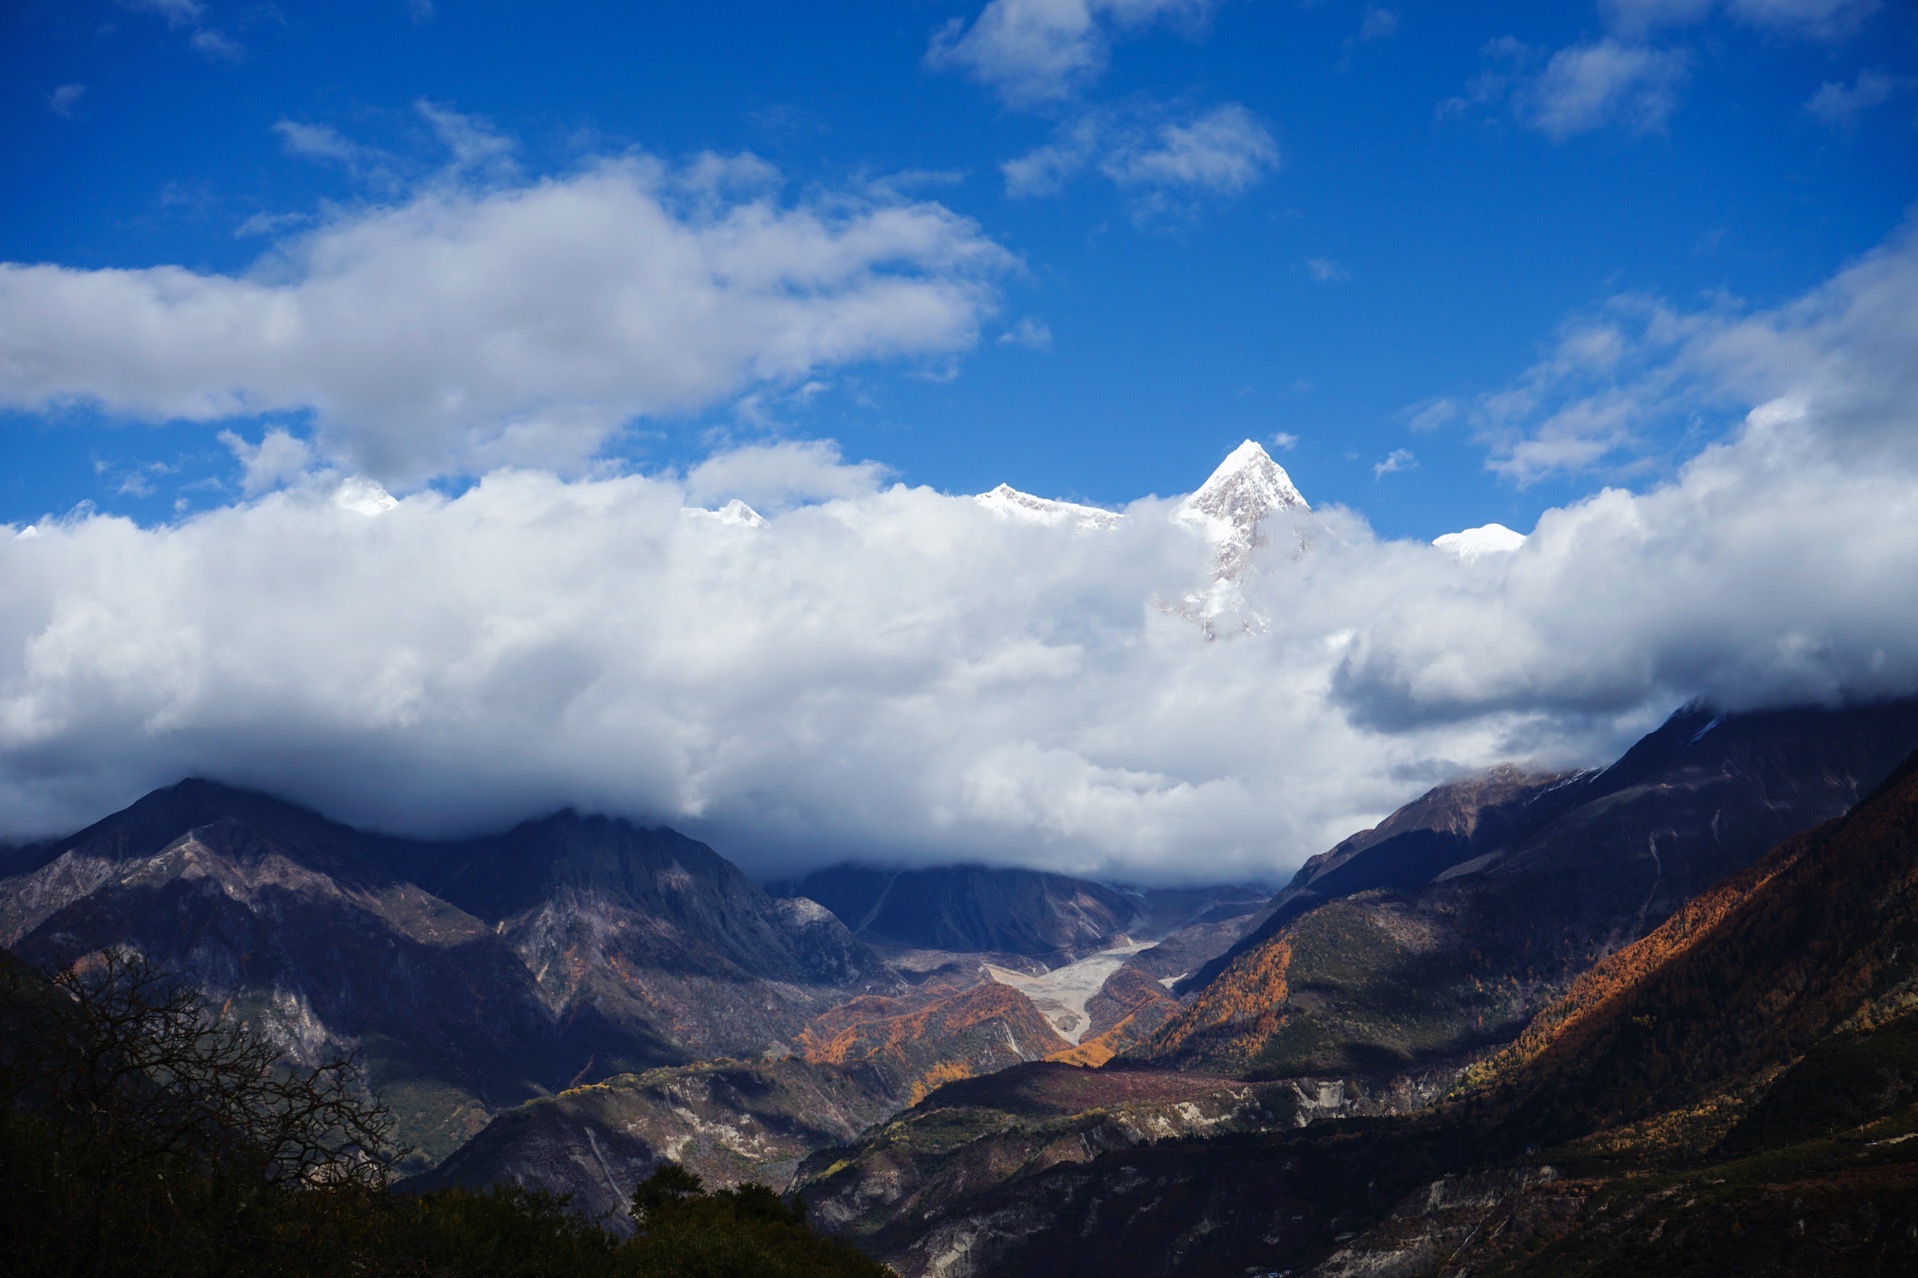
0,779 -> 886,1166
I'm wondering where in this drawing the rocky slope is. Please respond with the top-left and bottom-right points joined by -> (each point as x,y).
1312,743 -> 1918,1275
1143,698 -> 1918,1081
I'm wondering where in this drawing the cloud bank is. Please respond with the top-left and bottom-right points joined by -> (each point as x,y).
4,227 -> 1916,883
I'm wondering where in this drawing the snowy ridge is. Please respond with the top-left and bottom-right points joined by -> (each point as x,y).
975,483 -> 1121,530
1433,522 -> 1525,561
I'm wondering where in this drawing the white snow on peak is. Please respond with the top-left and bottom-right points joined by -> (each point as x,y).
1433,523 -> 1526,561
1175,440 -> 1309,584
333,477 -> 397,517
975,483 -> 1121,530
1180,440 -> 1309,527
13,525 -> 41,540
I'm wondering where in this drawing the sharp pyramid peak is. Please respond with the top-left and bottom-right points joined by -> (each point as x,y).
1184,439 -> 1308,520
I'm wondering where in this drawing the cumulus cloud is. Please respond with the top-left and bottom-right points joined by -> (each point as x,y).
2,227 -> 1915,882
1373,448 -> 1417,476
219,427 -> 318,495
929,0 -> 1218,107
0,144 -> 1013,486
1003,102 -> 1279,209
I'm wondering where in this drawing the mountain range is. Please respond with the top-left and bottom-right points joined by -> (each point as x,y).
4,474 -> 1916,1277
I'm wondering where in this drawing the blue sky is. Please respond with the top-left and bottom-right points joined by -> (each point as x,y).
5,0 -> 1913,538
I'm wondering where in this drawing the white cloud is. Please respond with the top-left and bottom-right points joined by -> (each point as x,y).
0,146 -> 1014,486
1407,398 -> 1460,433
1805,69 -> 1908,127
1305,256 -> 1349,283
999,317 -> 1054,349
273,120 -> 378,167
1270,432 -> 1299,450
188,28 -> 245,62
219,427 -> 318,495
47,84 -> 85,118
928,0 -> 1217,107
1373,448 -> 1417,476
415,101 -> 516,177
1003,103 -> 1279,207
1472,222 -> 1918,482
681,439 -> 892,511
1524,40 -> 1688,139
1003,117 -> 1103,196
1101,104 -> 1279,194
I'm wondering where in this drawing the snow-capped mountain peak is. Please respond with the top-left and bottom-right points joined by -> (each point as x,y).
976,483 -> 1121,530
1179,439 -> 1309,529
1175,440 -> 1309,585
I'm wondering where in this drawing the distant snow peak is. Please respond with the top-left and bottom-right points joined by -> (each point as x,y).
1176,439 -> 1310,584
975,483 -> 1121,530
333,477 -> 397,517
1433,523 -> 1526,561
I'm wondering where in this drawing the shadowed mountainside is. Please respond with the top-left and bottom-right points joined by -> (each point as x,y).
767,863 -> 1144,959
1141,699 -> 1918,1080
